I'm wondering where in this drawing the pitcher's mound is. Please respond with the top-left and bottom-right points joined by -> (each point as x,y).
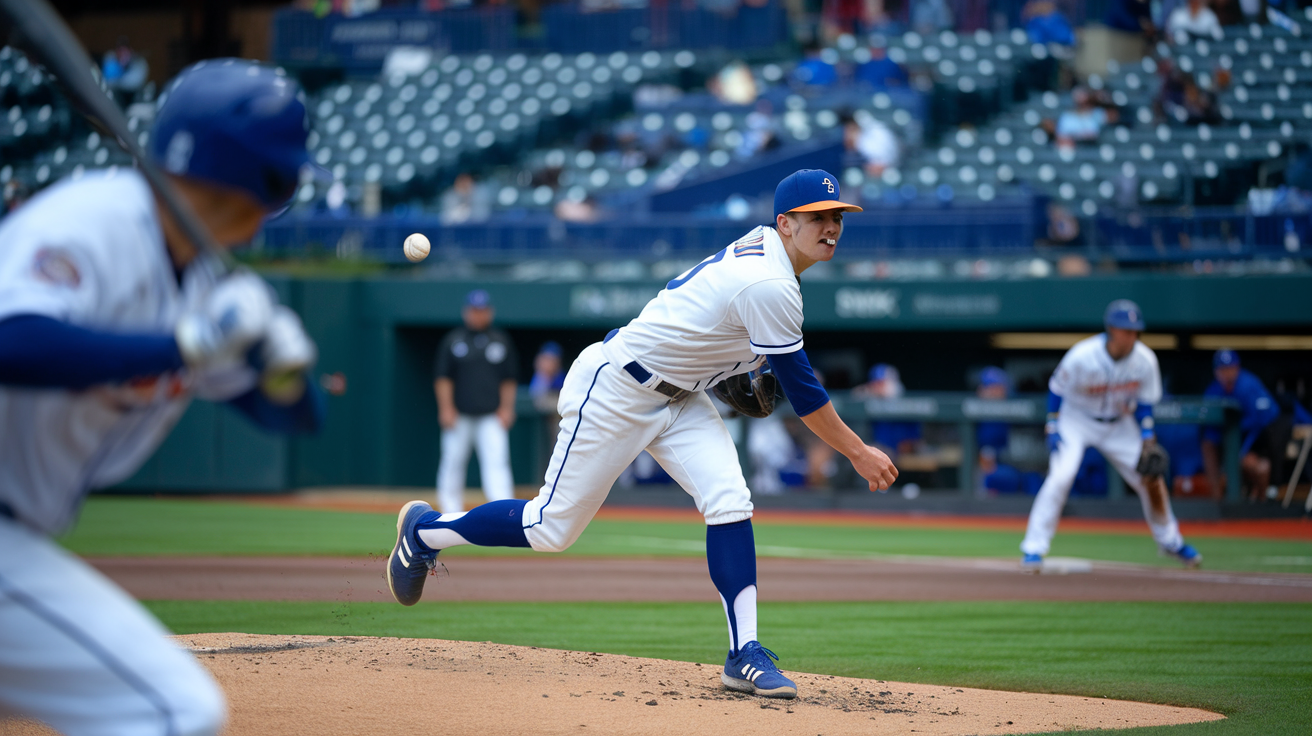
159,633 -> 1220,736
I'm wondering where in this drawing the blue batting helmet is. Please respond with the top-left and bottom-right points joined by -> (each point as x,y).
150,59 -> 310,209
1104,299 -> 1146,331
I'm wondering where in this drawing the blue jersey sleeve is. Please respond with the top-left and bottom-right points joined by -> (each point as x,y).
228,380 -> 326,435
765,348 -> 829,417
0,314 -> 183,389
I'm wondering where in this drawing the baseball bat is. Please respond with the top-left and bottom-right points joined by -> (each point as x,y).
0,0 -> 231,272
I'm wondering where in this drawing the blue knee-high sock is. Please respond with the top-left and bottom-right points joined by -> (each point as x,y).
415,499 -> 531,550
707,519 -> 757,655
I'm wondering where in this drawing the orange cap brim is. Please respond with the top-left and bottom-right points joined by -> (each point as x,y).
787,200 -> 863,213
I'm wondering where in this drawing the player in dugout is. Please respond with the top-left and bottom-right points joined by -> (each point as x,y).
0,60 -> 324,735
1202,349 -> 1312,502
385,169 -> 898,699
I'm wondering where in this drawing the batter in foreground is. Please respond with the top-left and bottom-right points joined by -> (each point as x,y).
0,60 -> 324,735
1020,300 -> 1201,572
387,169 -> 898,698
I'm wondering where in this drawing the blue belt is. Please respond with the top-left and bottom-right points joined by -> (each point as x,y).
1092,415 -> 1120,423
0,501 -> 14,520
605,328 -> 691,401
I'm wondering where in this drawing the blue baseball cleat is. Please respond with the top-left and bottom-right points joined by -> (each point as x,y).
387,500 -> 439,606
721,641 -> 798,699
1021,553 -> 1043,573
1166,543 -> 1202,569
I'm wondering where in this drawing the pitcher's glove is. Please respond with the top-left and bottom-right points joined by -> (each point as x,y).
712,368 -> 778,419
1136,442 -> 1171,479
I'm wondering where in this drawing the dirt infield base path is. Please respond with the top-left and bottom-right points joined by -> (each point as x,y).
0,633 -> 1224,736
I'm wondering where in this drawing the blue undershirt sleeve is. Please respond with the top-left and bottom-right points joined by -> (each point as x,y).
227,380 -> 327,435
765,348 -> 829,417
0,314 -> 184,389
1047,390 -> 1063,415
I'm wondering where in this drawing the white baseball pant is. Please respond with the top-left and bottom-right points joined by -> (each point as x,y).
437,413 -> 515,514
1022,412 -> 1184,556
0,515 -> 225,736
522,342 -> 753,553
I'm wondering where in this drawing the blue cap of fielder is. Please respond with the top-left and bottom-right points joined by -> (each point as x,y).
774,169 -> 864,219
465,289 -> 492,308
980,366 -> 1009,387
1104,299 -> 1146,331
1213,349 -> 1240,369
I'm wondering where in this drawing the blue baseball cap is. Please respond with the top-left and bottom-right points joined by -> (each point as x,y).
1104,299 -> 1146,331
1213,349 -> 1240,369
868,363 -> 894,382
539,341 -> 562,357
465,289 -> 492,308
774,169 -> 863,220
151,59 -> 312,209
980,366 -> 1008,387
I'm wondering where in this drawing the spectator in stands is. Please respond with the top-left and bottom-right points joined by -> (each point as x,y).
853,364 -> 923,457
1166,0 -> 1223,40
855,44 -> 908,88
1055,87 -> 1115,148
735,99 -> 780,160
440,173 -> 493,225
1105,0 -> 1159,45
708,60 -> 760,105
1022,0 -> 1076,46
1211,0 -> 1251,25
1155,64 -> 1220,125
910,0 -> 954,35
1202,349 -> 1311,502
842,111 -> 900,177
100,37 -> 149,106
554,194 -> 601,223
2,179 -> 29,216
791,42 -> 838,87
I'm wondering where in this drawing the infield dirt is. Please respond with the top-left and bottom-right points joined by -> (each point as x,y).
0,633 -> 1225,736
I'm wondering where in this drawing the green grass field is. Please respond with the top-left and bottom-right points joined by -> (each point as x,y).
64,496 -> 1312,735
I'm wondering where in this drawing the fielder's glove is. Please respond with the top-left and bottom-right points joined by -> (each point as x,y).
712,368 -> 778,419
175,270 -> 275,369
1136,442 -> 1171,479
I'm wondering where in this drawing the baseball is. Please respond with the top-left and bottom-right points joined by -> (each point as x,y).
403,233 -> 430,263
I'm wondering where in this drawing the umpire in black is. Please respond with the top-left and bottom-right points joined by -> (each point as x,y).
434,289 -> 519,513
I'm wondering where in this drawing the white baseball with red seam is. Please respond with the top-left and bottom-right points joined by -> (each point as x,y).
403,233 -> 430,263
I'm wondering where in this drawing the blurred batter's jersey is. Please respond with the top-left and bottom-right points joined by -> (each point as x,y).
0,170 -> 226,535
603,225 -> 804,391
1049,334 -> 1162,419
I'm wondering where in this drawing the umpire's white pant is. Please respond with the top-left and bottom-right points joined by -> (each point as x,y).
1021,412 -> 1184,556
0,516 -> 225,736
437,413 -> 515,514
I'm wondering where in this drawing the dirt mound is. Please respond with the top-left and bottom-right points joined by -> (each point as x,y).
131,633 -> 1223,735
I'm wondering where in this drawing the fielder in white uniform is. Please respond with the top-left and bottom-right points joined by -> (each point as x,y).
0,60 -> 323,735
386,169 -> 899,699
1020,299 -> 1200,571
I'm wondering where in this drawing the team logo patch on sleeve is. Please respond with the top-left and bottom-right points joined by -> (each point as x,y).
732,229 -> 766,257
33,247 -> 82,287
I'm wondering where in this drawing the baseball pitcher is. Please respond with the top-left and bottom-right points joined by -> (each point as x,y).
0,60 -> 324,735
1020,299 -> 1201,572
386,169 -> 898,699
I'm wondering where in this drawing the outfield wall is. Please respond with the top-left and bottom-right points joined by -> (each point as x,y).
115,269 -> 1311,497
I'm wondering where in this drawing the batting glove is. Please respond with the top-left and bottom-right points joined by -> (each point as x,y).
175,270 -> 275,369
254,306 -> 318,405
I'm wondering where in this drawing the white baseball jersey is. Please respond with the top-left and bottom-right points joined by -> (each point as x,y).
604,225 -> 804,391
1022,333 -> 1181,557
1049,334 -> 1162,420
0,169 -> 250,535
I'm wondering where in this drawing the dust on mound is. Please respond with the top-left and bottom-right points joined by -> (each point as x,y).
162,633 -> 1220,736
